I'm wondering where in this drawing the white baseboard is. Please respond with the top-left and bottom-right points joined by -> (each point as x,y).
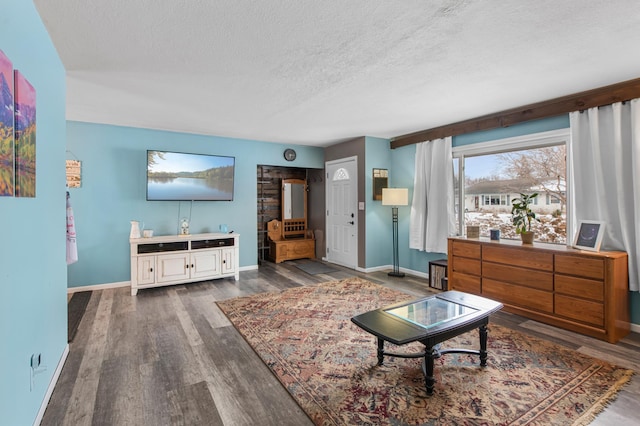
67,280 -> 130,294
65,267 -> 260,294
34,344 -> 69,426
239,264 -> 258,272
358,264 -> 428,279
631,323 -> 640,334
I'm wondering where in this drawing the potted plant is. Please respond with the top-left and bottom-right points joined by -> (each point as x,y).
511,192 -> 539,244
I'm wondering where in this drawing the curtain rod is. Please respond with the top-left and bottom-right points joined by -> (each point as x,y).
391,77 -> 640,149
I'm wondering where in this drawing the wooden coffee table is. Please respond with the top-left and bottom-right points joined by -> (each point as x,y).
351,290 -> 503,395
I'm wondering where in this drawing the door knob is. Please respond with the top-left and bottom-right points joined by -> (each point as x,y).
348,221 -> 354,225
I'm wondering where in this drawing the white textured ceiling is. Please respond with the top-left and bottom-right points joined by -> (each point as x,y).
34,0 -> 640,146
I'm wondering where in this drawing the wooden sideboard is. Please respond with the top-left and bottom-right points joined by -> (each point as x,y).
447,237 -> 630,343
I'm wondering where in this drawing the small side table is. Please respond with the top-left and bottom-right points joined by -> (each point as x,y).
428,259 -> 448,290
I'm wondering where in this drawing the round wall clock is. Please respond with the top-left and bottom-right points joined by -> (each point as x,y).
284,148 -> 297,161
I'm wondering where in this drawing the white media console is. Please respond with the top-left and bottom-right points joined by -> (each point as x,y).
129,232 -> 239,295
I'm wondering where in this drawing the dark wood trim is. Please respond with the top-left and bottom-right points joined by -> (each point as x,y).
391,77 -> 640,149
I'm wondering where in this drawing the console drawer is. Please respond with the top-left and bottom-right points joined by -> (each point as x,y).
483,262 -> 553,291
483,245 -> 553,271
555,254 -> 604,280
482,278 -> 553,313
451,240 -> 481,258
555,275 -> 604,302
449,272 -> 481,294
452,257 -> 481,276
555,294 -> 604,327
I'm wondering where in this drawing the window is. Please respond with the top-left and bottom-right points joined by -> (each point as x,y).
482,194 -> 509,206
453,129 -> 568,244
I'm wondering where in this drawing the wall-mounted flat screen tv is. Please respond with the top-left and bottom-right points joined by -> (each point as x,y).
147,150 -> 235,201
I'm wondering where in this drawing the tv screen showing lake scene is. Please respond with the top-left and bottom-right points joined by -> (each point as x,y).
147,150 -> 235,201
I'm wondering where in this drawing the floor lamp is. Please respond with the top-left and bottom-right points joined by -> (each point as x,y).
382,188 -> 408,278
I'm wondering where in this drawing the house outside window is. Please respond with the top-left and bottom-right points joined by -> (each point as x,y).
452,129 -> 568,244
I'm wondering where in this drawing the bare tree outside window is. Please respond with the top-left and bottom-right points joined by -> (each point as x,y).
497,145 -> 566,215
460,144 -> 567,244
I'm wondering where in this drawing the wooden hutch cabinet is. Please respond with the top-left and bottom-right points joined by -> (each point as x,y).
447,237 -> 630,343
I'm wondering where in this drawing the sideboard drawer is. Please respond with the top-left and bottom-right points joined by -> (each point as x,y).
555,254 -> 604,280
555,275 -> 604,302
451,240 -> 481,258
483,245 -> 553,271
449,272 -> 481,294
555,294 -> 604,327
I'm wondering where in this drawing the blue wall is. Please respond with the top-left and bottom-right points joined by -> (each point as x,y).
66,121 -> 324,287
364,136 -> 392,268
0,1 -> 67,424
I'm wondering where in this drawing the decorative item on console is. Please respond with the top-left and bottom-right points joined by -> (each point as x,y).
573,220 -> 605,252
511,192 -> 539,244
180,217 -> 190,236
466,225 -> 480,238
130,220 -> 141,239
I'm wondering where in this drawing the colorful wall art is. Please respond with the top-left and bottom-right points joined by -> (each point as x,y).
0,49 -> 14,196
14,69 -> 36,197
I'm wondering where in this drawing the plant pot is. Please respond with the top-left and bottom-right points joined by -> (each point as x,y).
520,231 -> 534,244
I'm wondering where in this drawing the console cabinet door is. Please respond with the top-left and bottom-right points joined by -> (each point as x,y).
191,249 -> 221,279
136,255 -> 156,285
221,247 -> 236,274
156,253 -> 190,283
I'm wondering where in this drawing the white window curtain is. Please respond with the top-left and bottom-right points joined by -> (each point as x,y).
568,99 -> 640,291
409,136 -> 456,253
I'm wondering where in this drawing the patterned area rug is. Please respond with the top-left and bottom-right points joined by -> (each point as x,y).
217,277 -> 633,425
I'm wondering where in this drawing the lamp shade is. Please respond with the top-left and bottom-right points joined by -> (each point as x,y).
381,188 -> 408,206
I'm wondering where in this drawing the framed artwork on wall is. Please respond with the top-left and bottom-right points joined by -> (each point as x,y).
0,49 -> 14,197
66,159 -> 81,188
573,220 -> 605,252
14,69 -> 36,198
373,168 -> 388,200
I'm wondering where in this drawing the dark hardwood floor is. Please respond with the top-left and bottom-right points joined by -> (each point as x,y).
44,261 -> 640,425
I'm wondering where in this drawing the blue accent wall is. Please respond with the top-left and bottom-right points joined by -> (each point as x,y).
391,142 -> 447,274
66,121 -> 324,287
0,1 -> 67,424
364,136 -> 392,268
453,115 -> 570,146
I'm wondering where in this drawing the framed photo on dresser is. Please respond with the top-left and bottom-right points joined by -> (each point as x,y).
573,220 -> 605,252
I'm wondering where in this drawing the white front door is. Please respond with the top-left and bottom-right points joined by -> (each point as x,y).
325,157 -> 358,268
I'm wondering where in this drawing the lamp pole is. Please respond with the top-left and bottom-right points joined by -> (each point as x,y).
389,206 -> 405,277
382,187 -> 408,278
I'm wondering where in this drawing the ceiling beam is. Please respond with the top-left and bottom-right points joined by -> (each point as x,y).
390,77 -> 640,149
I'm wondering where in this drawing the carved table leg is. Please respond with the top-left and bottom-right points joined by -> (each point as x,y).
479,323 -> 488,367
377,337 -> 384,366
423,347 -> 437,395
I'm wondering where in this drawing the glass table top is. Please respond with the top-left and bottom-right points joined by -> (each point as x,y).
385,297 -> 479,330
